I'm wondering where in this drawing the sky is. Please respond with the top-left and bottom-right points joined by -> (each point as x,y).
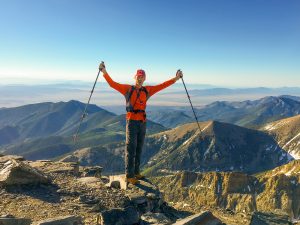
0,0 -> 299,87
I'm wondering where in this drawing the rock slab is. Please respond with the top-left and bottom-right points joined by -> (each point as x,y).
0,159 -> 50,186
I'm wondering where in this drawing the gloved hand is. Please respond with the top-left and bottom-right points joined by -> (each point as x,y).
175,69 -> 183,81
99,61 -> 107,73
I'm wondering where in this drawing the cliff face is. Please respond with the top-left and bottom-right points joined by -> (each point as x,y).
153,171 -> 258,213
256,160 -> 300,219
152,161 -> 300,221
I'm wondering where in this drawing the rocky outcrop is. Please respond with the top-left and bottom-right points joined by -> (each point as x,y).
255,160 -> 300,220
154,171 -> 257,213
0,159 -> 194,224
0,158 -> 50,186
153,166 -> 299,222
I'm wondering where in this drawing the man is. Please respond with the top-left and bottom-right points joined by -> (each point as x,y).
100,62 -> 183,184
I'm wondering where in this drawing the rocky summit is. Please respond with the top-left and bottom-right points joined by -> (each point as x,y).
0,154 -> 231,225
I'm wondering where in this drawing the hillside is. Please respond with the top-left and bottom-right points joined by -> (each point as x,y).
142,121 -> 291,175
262,114 -> 300,159
0,100 -> 114,144
0,101 -> 166,160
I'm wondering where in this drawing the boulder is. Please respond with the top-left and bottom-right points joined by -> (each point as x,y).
249,212 -> 292,225
82,166 -> 102,177
99,206 -> 140,225
173,211 -> 224,225
32,215 -> 83,225
0,159 -> 50,186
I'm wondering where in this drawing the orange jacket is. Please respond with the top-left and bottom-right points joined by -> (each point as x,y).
103,73 -> 176,121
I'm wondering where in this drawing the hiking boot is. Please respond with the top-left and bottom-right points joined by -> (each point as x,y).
126,177 -> 139,185
135,174 -> 145,180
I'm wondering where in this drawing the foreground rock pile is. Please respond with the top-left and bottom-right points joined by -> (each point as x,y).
0,155 -> 224,225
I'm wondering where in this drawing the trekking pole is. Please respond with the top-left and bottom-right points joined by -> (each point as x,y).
178,69 -> 202,136
73,62 -> 105,143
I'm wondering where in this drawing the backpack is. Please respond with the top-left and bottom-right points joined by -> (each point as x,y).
125,86 -> 149,113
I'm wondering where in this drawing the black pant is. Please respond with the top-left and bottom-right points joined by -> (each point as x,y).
125,120 -> 146,178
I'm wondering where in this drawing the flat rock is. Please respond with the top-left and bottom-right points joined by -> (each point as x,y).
76,177 -> 102,188
173,211 -> 224,225
30,161 -> 79,176
32,215 -> 83,225
0,159 -> 50,186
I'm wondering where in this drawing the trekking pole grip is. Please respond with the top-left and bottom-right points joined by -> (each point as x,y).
99,61 -> 105,72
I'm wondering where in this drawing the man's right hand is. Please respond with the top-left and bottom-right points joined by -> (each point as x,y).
175,69 -> 183,81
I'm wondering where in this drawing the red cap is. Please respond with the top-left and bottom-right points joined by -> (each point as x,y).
135,69 -> 146,79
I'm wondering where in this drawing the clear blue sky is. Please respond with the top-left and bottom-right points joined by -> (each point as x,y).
0,0 -> 299,87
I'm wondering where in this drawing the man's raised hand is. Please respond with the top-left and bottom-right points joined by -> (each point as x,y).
99,61 -> 107,74
175,69 -> 183,81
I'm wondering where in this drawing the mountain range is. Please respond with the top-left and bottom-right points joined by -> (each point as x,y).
0,97 -> 299,176
148,95 -> 300,128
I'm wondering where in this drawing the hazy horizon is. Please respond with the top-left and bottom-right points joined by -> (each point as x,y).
1,0 -> 300,87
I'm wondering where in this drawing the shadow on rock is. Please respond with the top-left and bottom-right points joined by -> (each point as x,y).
5,183 -> 61,203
